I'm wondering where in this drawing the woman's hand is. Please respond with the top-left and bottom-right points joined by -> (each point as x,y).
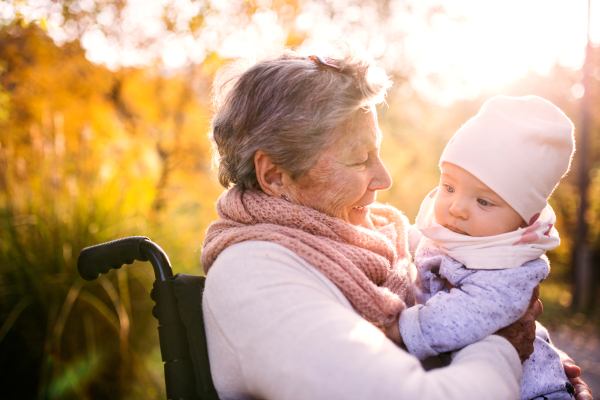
383,315 -> 403,347
557,348 -> 593,400
495,285 -> 542,363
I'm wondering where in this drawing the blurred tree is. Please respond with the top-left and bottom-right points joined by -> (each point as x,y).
0,21 -> 221,398
0,0 -> 450,74
571,2 -> 599,312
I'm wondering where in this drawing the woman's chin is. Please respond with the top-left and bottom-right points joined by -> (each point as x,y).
348,207 -> 372,228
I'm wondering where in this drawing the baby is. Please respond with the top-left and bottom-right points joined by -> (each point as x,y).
401,95 -> 575,400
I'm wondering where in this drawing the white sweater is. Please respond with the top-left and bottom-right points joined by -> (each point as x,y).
203,240 -> 523,400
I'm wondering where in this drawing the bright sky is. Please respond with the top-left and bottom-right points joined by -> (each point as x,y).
295,0 -> 600,104
403,0 -> 600,104
2,0 -> 599,105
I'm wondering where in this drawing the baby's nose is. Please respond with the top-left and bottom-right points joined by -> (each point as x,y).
449,200 -> 468,219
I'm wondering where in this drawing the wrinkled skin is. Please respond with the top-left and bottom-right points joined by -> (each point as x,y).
286,110 -> 392,229
558,349 -> 593,400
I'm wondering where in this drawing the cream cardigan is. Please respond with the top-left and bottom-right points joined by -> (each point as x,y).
202,241 -> 522,400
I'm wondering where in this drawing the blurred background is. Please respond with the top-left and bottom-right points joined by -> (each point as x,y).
0,0 -> 599,398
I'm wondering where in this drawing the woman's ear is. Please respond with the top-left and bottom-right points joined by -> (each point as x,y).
254,151 -> 287,196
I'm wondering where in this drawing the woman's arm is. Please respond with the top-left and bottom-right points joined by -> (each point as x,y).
203,241 -> 522,400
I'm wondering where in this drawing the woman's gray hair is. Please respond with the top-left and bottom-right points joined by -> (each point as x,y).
209,40 -> 392,190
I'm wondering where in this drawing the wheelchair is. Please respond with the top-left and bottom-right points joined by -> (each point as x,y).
77,236 -> 219,400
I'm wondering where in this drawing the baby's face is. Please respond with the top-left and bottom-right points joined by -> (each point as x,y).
433,163 -> 525,237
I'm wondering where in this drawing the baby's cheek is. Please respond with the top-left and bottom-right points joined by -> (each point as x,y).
478,217 -> 508,237
432,193 -> 447,223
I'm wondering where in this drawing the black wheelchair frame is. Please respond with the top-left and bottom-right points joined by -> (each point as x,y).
77,236 -> 219,400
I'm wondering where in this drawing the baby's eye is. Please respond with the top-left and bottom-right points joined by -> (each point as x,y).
445,185 -> 455,193
477,199 -> 489,206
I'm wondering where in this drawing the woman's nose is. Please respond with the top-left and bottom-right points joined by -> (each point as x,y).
369,157 -> 393,191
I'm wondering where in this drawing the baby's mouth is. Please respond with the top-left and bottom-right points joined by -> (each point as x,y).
446,225 -> 469,235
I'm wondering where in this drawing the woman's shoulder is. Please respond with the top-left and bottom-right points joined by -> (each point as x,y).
210,240 -> 306,266
208,240 -> 322,278
204,240 -> 352,308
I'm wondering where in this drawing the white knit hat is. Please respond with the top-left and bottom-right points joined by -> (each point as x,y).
440,95 -> 575,225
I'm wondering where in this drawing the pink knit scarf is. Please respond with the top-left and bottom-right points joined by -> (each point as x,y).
201,187 -> 415,328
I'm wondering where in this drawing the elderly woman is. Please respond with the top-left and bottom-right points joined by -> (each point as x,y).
201,43 -> 591,400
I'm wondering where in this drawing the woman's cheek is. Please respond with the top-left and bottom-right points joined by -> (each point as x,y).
320,181 -> 358,220
290,171 -> 350,220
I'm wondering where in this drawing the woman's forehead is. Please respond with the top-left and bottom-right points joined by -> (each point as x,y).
338,110 -> 381,147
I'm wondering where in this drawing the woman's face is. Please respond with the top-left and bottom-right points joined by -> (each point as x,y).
287,110 -> 392,228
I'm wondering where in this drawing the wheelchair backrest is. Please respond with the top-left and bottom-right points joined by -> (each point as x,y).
78,236 -> 219,400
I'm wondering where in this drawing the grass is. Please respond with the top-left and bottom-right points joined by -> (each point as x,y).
0,138 -> 176,399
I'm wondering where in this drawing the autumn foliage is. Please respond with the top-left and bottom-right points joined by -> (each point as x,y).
0,23 -> 223,399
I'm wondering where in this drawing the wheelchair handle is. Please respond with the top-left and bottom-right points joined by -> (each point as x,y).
77,236 -> 174,282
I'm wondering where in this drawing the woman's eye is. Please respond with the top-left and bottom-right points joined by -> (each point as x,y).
477,199 -> 489,206
351,159 -> 368,167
